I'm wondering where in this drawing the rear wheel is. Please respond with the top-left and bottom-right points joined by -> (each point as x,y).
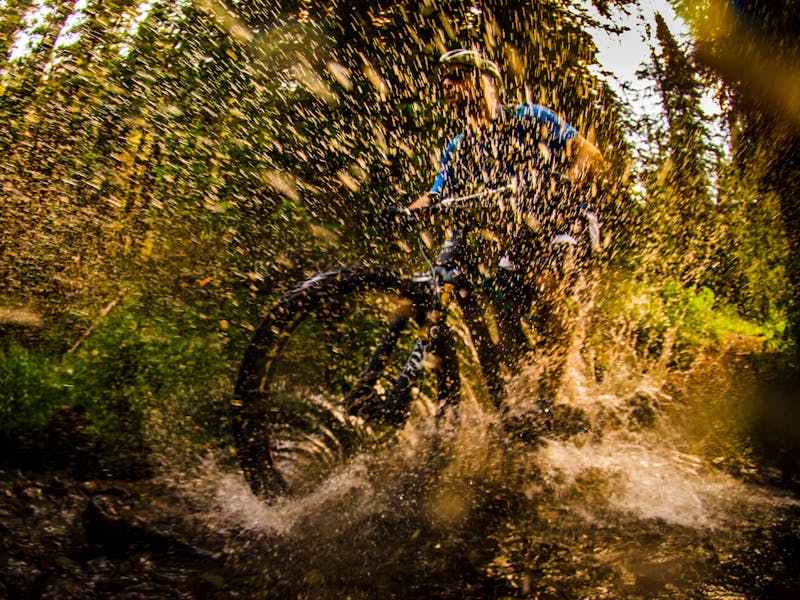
231,266 -> 460,499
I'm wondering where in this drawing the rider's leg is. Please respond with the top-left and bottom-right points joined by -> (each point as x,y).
493,259 -> 534,369
491,231 -> 541,369
495,236 -> 580,439
529,238 -> 578,401
493,235 -> 579,396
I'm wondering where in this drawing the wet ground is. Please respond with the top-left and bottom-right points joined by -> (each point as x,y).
2,440 -> 799,599
0,470 -> 239,599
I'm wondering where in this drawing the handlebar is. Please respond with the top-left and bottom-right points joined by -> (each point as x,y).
405,176 -> 585,226
409,184 -> 517,219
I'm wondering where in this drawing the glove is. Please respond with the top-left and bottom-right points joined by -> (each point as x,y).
379,205 -> 416,231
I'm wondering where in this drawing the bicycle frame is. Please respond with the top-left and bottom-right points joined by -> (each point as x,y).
349,194 -> 515,422
405,189 -> 520,405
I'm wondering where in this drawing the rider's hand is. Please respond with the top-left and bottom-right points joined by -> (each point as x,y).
380,205 -> 416,231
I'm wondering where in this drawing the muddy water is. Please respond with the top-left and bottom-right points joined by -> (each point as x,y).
3,339 -> 799,599
179,339 -> 799,599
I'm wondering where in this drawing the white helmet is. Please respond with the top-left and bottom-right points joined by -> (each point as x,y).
439,49 -> 502,82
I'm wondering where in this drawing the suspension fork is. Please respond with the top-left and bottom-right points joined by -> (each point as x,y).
378,281 -> 458,425
346,300 -> 415,413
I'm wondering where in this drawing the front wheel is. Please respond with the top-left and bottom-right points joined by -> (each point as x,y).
231,265 -> 460,499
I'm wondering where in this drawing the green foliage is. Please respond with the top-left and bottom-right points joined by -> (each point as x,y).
0,345 -> 72,441
0,296 -> 240,471
70,301 -> 238,438
593,270 -> 787,370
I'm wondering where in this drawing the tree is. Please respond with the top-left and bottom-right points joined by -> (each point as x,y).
640,12 -> 718,289
677,0 -> 800,358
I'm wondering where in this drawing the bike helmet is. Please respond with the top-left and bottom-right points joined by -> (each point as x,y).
439,49 -> 502,82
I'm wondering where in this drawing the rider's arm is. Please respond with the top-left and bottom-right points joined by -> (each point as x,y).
409,134 -> 460,209
518,105 -> 604,184
409,191 -> 438,209
565,134 -> 605,183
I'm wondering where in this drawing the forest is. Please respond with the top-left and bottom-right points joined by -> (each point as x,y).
1,0 -> 799,598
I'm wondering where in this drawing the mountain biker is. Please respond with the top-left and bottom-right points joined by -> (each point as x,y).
385,48 -> 605,415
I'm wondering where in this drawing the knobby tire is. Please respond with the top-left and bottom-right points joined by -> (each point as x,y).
231,265 -> 459,499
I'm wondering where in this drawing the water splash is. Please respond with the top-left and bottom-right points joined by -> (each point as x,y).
161,335 -> 798,598
533,434 -> 775,528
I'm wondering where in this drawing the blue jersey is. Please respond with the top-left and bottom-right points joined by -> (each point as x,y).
430,104 -> 578,199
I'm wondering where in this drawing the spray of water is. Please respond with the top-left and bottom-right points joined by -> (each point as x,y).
129,270 -> 794,598
157,328 -> 797,598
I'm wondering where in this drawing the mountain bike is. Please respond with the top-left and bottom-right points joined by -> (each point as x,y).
231,185 -> 593,499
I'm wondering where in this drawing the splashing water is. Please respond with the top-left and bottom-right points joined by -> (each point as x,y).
533,434 -> 780,528
167,336 -> 799,599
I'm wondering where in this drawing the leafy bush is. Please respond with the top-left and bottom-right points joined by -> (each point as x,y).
1,295 -> 241,474
591,271 -> 787,370
0,345 -> 72,441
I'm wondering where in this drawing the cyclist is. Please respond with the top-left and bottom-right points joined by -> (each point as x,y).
386,48 -> 605,415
